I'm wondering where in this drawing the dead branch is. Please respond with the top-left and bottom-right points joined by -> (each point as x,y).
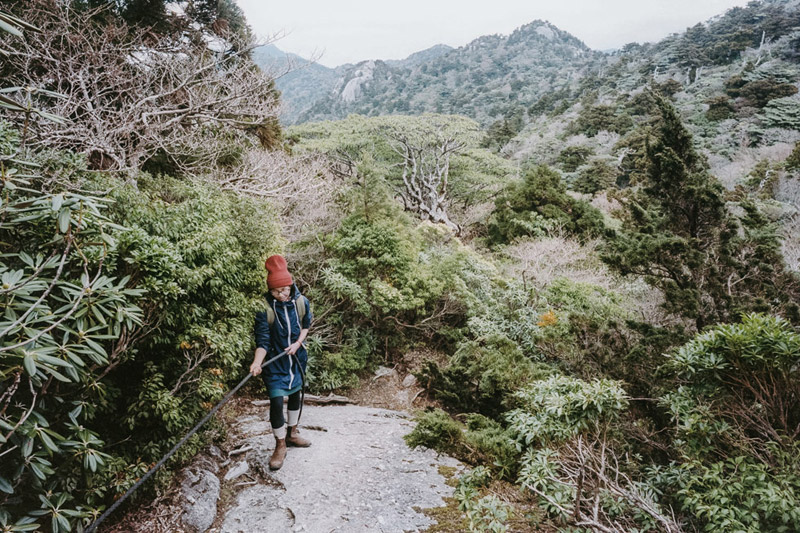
0,2 -> 286,173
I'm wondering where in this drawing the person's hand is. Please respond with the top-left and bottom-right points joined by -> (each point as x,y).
249,360 -> 262,376
286,341 -> 301,355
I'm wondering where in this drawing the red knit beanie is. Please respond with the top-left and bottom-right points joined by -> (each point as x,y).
264,255 -> 293,289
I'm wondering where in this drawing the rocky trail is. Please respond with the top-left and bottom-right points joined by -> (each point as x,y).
108,367 -> 462,533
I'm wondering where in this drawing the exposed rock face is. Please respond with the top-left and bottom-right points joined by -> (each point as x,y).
181,467 -> 221,533
218,404 -> 461,533
156,402 -> 460,533
339,61 -> 377,103
535,25 -> 557,40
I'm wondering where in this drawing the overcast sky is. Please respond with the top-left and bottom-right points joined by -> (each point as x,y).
235,0 -> 750,68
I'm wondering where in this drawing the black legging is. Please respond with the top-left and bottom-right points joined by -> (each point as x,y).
269,390 -> 301,429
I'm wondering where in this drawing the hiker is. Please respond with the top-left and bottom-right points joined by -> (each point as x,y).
249,254 -> 313,470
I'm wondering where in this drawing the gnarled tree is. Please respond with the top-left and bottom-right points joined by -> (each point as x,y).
377,114 -> 481,232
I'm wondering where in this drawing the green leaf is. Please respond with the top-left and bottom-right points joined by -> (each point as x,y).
36,354 -> 72,368
0,93 -> 25,112
100,232 -> 117,247
52,194 -> 64,212
57,208 -> 70,233
0,17 -> 22,37
38,431 -> 59,453
42,366 -> 72,383
10,524 -> 40,532
56,515 -> 70,532
29,461 -> 45,480
34,110 -> 67,124
84,338 -> 107,359
23,353 -> 37,377
0,476 -> 13,494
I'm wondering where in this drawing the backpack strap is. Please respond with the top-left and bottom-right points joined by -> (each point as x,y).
295,296 -> 306,325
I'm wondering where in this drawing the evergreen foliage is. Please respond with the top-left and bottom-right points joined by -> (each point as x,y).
4,1 -> 800,530
760,96 -> 800,130
572,158 -> 618,194
567,104 -> 634,137
418,335 -> 552,418
705,95 -> 736,121
556,145 -> 594,173
488,165 -> 606,244
601,96 -> 798,328
508,375 -> 628,447
0,147 -> 144,531
786,141 -> 800,171
655,314 -> 800,532
725,75 -> 798,108
290,114 -> 512,229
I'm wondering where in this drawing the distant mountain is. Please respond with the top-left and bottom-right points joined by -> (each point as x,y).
254,43 -> 455,124
293,21 -> 597,126
251,44 -> 338,124
385,44 -> 454,68
499,0 -> 800,173
259,0 -> 800,132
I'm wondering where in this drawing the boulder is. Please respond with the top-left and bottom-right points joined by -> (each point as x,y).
373,366 -> 398,380
180,468 -> 220,533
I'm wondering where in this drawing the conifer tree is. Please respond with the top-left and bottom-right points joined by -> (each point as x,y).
602,96 -> 799,329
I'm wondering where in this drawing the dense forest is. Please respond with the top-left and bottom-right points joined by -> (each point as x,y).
1,1 -> 799,532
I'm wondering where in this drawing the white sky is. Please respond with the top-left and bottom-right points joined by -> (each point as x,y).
236,1 -> 751,68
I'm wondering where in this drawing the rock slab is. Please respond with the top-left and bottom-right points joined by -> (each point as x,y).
181,468 -> 221,533
217,404 -> 461,533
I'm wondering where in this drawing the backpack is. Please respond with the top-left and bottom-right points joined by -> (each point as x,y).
265,296 -> 307,327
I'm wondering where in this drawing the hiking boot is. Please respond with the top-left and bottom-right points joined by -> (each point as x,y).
286,425 -> 311,447
269,438 -> 287,470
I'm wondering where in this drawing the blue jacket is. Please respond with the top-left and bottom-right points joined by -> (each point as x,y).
253,284 -> 312,397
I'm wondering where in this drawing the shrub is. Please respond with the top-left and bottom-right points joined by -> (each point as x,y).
307,327 -> 376,391
556,145 -> 594,173
786,141 -> 800,171
567,105 -> 634,137
662,314 -> 800,457
404,408 -> 465,456
463,415 -> 521,481
0,145 -> 143,529
725,75 -> 799,108
419,334 -> 552,418
652,454 -> 800,532
322,214 -> 439,318
760,97 -> 800,130
653,314 -> 800,531
488,165 -> 606,244
507,375 -> 629,447
705,96 -> 735,121
572,158 -> 618,194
